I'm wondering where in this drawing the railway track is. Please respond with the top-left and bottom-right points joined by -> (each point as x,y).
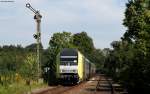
95,74 -> 128,94
95,74 -> 114,94
31,82 -> 86,94
31,85 -> 74,94
31,74 -> 128,94
45,86 -> 74,94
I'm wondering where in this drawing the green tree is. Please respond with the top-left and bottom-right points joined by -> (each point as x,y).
49,31 -> 73,49
72,32 -> 94,55
25,43 -> 43,52
42,31 -> 104,85
19,53 -> 38,85
90,49 -> 105,71
0,45 -> 25,86
104,0 -> 150,93
45,32 -> 74,85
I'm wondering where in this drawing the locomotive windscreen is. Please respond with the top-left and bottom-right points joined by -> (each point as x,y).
60,48 -> 78,56
60,48 -> 78,65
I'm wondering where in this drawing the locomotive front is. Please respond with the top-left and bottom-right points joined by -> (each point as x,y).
59,48 -> 79,84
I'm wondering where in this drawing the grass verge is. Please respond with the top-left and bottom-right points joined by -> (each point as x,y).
0,81 -> 47,94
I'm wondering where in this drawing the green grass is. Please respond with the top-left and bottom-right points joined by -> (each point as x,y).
0,82 -> 47,94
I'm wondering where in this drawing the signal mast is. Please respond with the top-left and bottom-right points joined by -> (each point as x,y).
26,3 -> 42,80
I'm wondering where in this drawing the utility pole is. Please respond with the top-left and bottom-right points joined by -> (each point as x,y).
26,3 -> 42,81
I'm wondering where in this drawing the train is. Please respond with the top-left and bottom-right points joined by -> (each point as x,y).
56,48 -> 96,84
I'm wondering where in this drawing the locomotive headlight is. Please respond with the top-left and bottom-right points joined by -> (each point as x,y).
74,60 -> 77,63
61,69 -> 65,73
72,69 -> 77,73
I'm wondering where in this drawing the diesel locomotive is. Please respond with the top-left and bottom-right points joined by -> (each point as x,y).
56,48 -> 96,84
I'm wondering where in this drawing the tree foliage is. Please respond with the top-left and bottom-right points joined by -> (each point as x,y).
0,45 -> 25,86
43,31 -> 104,84
0,32 -> 104,86
104,0 -> 150,93
0,44 -> 41,86
19,53 -> 38,83
72,32 -> 94,54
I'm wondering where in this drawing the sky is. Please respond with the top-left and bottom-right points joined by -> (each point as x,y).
0,0 -> 128,49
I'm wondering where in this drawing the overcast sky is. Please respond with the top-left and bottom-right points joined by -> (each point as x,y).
0,0 -> 127,49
